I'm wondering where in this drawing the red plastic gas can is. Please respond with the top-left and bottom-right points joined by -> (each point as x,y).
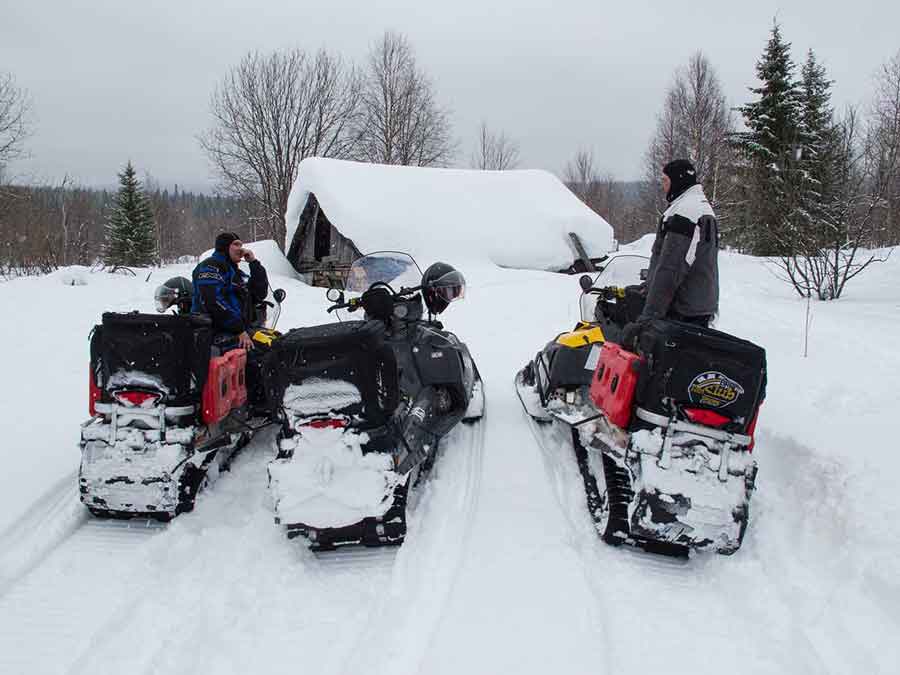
589,342 -> 642,429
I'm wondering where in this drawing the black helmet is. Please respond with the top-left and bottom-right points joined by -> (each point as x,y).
155,276 -> 193,314
422,262 -> 465,315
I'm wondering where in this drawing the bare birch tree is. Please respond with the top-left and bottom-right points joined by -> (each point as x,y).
199,48 -> 362,246
564,148 -> 601,206
356,31 -> 455,166
471,122 -> 520,170
0,72 -> 32,172
641,52 -> 736,227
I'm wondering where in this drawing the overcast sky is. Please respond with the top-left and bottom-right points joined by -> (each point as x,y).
2,0 -> 898,192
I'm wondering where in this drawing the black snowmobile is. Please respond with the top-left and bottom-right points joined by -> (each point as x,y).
80,277 -> 286,520
266,252 -> 484,549
516,255 -> 766,555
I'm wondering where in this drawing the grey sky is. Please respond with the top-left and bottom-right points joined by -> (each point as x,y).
3,0 -> 898,192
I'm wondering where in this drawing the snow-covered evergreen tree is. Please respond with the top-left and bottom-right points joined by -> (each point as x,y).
732,22 -> 805,256
103,162 -> 157,267
798,49 -> 837,238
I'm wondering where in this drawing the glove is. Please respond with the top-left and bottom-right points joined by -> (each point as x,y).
619,321 -> 645,352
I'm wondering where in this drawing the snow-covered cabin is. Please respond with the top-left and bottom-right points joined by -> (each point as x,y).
284,157 -> 615,286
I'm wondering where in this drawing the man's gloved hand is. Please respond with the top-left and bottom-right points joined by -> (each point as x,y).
620,320 -> 645,352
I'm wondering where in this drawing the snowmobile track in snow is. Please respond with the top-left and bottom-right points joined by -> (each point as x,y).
520,397 -> 832,673
338,415 -> 486,675
0,516 -> 165,675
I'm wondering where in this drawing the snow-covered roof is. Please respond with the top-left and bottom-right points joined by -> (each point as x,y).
284,157 -> 615,271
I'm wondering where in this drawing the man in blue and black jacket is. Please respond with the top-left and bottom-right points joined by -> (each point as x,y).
192,232 -> 268,350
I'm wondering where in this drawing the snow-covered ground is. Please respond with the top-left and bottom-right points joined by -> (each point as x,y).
0,243 -> 898,674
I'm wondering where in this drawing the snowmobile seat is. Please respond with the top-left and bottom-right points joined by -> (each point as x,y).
263,320 -> 399,426
90,312 -> 213,407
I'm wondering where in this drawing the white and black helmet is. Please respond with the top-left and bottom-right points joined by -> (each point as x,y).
154,276 -> 193,314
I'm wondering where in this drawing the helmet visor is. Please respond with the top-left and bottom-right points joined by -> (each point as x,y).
428,269 -> 466,304
154,285 -> 177,313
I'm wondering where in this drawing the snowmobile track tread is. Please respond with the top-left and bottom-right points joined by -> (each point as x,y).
571,429 -> 632,543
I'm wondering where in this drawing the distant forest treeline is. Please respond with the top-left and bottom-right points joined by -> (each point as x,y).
0,182 -> 258,275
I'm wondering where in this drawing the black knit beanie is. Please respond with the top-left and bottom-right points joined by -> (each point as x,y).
663,159 -> 698,202
214,232 -> 240,254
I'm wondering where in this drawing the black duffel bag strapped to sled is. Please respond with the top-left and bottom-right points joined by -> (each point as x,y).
262,319 -> 399,426
90,312 -> 212,405
634,319 -> 766,433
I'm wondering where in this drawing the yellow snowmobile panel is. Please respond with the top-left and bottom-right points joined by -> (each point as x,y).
252,328 -> 280,347
555,324 -> 605,349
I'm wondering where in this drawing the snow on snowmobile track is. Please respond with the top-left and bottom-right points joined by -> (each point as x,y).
522,402 -> 835,674
0,416 -> 486,675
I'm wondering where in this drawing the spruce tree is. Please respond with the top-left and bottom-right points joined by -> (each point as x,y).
732,22 -> 805,255
103,161 -> 157,267
798,49 -> 837,242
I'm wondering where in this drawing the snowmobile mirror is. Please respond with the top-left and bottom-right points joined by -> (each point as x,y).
579,275 -> 594,292
640,268 -> 649,282
326,288 -> 343,303
273,288 -> 286,303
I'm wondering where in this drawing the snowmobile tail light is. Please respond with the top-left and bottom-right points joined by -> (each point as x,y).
683,407 -> 730,428
113,390 -> 161,408
89,367 -> 102,416
302,418 -> 348,430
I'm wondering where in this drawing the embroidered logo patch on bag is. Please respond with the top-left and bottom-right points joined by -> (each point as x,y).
688,371 -> 744,408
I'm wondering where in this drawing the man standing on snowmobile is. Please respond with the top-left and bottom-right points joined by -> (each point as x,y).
621,159 -> 718,348
192,232 -> 268,350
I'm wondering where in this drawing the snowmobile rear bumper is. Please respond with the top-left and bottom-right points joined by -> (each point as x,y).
587,416 -> 758,554
281,497 -> 407,549
79,438 -> 190,516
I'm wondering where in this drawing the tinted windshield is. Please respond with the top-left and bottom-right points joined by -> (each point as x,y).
592,255 -> 649,288
344,252 -> 422,293
579,254 -> 649,323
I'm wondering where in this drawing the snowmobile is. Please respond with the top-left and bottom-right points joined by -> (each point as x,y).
516,255 -> 765,555
266,252 -> 484,549
79,277 -> 287,520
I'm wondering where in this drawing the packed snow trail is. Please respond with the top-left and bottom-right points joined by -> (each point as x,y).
0,417 -> 486,675
1,252 -> 899,674
0,518 -> 165,674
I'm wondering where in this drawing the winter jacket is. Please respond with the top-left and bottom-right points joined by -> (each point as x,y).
191,252 -> 269,334
641,184 -> 719,321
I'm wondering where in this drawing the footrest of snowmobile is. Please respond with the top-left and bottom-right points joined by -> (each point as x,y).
284,514 -> 406,550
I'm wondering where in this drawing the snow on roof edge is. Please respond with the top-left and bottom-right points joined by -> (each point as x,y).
284,157 -> 615,271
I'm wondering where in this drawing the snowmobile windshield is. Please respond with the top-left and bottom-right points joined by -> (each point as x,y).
344,252 -> 422,294
579,254 -> 649,323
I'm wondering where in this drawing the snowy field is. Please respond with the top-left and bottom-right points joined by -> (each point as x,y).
1,242 -> 898,674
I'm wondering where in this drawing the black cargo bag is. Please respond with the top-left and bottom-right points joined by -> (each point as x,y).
91,312 -> 212,404
263,320 -> 399,425
635,319 -> 766,433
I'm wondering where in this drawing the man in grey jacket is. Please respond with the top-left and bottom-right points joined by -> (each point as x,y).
621,159 -> 719,348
